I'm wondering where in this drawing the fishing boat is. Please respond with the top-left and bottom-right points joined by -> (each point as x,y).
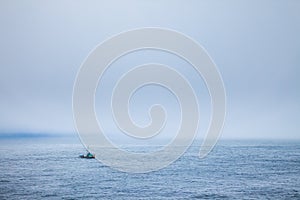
79,152 -> 95,159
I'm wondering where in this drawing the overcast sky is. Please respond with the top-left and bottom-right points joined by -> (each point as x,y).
0,0 -> 299,139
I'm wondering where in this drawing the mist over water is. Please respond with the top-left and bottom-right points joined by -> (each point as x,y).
1,1 -> 299,199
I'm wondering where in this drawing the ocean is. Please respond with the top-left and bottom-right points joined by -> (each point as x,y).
0,136 -> 299,199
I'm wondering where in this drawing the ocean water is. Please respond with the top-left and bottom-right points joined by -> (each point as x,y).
0,137 -> 299,199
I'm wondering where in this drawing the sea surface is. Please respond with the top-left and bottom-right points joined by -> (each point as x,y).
0,136 -> 299,199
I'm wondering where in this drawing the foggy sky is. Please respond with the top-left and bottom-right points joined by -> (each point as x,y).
0,0 -> 299,139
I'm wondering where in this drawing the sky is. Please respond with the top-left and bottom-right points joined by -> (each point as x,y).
0,0 -> 299,139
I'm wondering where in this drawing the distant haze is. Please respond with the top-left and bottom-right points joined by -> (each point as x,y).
0,1 -> 299,139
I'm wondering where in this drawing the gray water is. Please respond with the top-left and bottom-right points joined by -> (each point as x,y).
0,137 -> 299,199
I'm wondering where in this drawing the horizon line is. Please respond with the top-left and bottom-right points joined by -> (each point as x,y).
0,132 -> 299,141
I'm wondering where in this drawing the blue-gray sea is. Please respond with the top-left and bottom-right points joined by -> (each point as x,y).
0,136 -> 299,199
